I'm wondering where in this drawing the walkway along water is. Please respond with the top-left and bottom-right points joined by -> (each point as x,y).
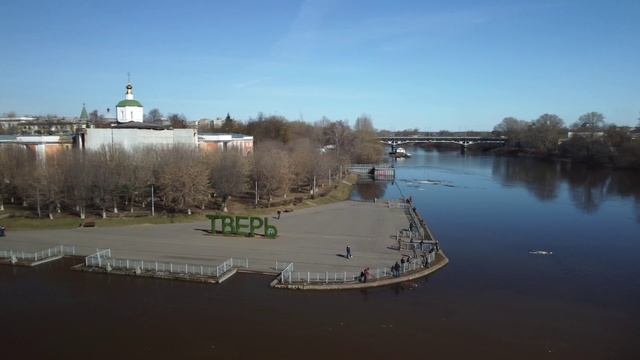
0,199 -> 448,290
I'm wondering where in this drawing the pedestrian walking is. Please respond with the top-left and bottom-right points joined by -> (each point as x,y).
346,245 -> 352,259
277,210 -> 281,219
393,261 -> 401,277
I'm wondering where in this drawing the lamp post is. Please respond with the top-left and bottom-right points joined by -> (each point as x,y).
151,183 -> 155,217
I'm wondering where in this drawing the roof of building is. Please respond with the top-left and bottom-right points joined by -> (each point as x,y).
80,104 -> 89,120
112,122 -> 169,130
198,133 -> 254,142
116,99 -> 143,108
0,135 -> 17,142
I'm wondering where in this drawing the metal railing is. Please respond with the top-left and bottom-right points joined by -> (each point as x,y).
85,249 -> 111,267
0,245 -> 76,262
277,256 -> 436,286
388,201 -> 410,209
277,262 -> 294,284
84,250 -> 248,278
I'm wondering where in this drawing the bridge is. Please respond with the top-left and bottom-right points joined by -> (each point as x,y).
378,136 -> 507,151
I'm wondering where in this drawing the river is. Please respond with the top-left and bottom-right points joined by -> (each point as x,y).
1,147 -> 639,359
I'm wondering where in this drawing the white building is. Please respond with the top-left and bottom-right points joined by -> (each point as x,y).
198,133 -> 254,155
82,125 -> 197,151
116,82 -> 144,123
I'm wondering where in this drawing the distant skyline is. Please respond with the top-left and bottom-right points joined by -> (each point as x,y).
1,0 -> 639,130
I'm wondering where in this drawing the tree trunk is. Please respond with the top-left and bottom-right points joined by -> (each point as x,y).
102,208 -> 107,219
113,199 -> 118,214
80,206 -> 85,220
36,188 -> 41,218
0,199 -> 4,211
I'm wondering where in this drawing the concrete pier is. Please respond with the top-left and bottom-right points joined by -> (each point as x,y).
1,200 -> 447,289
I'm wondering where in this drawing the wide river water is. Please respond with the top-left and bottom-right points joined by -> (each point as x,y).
1,147 -> 639,359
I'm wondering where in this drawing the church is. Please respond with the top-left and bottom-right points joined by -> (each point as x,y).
116,82 -> 144,122
76,80 -> 253,154
78,81 -> 198,151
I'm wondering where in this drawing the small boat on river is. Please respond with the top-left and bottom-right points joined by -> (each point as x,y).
389,147 -> 411,158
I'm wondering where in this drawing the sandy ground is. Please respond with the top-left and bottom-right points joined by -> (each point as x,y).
0,200 -> 411,273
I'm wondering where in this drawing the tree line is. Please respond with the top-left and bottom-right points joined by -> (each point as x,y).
493,112 -> 640,168
0,115 -> 384,219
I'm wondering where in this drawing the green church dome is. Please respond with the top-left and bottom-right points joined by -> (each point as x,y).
116,99 -> 143,107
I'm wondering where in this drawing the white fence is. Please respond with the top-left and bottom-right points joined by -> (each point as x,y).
0,245 -> 76,262
278,256 -> 437,286
277,262 -> 294,284
84,250 -> 248,278
388,201 -> 410,209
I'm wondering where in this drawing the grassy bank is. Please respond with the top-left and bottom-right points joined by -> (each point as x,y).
0,174 -> 357,231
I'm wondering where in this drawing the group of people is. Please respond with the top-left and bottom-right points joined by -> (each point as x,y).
358,267 -> 370,283
392,255 -> 413,277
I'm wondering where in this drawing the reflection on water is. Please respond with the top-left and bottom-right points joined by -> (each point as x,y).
492,156 -> 640,218
352,179 -> 388,201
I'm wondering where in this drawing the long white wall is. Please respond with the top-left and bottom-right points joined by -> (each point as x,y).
85,128 -> 198,151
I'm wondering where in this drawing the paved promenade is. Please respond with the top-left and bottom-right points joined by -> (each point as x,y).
0,201 -> 411,274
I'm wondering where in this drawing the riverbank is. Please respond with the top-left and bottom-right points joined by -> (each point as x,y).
491,144 -> 640,170
1,199 -> 446,289
0,174 -> 358,231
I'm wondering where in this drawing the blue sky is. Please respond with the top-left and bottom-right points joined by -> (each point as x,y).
1,0 -> 638,130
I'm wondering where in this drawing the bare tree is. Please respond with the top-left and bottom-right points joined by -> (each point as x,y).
528,114 -> 565,154
352,115 -> 383,164
573,112 -> 605,130
252,142 -> 292,206
211,150 -> 246,211
66,150 -> 92,219
158,147 -> 209,215
167,113 -> 188,128
42,153 -> 69,219
145,108 -> 163,124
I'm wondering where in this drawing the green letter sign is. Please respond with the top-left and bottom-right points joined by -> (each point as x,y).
207,214 -> 278,238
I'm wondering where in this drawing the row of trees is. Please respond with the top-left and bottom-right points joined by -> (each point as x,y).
0,115 -> 384,218
0,143 -> 336,219
493,112 -> 640,168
